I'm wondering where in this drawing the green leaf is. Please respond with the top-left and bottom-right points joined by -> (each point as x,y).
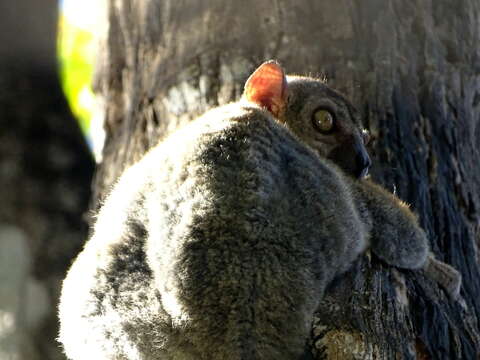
58,15 -> 95,136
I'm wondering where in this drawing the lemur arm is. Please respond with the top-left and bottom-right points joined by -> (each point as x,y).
351,179 -> 461,299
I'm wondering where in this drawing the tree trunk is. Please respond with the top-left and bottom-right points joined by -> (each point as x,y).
0,1 -> 94,359
94,0 -> 480,358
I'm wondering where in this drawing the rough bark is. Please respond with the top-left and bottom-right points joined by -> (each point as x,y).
94,0 -> 480,358
0,1 -> 94,359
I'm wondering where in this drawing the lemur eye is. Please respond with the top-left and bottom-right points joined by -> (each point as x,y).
312,109 -> 335,134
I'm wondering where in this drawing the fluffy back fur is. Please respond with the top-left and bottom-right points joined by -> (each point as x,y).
59,103 -> 367,360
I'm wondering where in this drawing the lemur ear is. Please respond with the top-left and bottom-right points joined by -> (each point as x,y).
243,60 -> 288,118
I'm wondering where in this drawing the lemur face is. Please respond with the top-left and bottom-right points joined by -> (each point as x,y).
243,61 -> 371,179
283,76 -> 371,179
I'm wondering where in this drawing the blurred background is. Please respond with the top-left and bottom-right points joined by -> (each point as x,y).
0,1 -> 96,358
59,0 -> 97,151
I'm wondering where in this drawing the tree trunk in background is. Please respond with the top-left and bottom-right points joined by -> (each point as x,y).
0,1 -> 94,359
94,0 -> 480,358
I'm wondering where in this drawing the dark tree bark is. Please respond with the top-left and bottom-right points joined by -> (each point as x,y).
94,0 -> 480,358
0,1 -> 94,359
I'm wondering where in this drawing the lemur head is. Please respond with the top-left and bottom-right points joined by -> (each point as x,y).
243,60 -> 371,179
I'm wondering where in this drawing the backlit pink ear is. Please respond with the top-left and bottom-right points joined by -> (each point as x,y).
243,61 -> 288,118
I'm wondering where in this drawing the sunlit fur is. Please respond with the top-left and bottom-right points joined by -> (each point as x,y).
59,103 -> 368,359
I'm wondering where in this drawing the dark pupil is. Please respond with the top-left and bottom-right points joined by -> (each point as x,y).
315,111 -> 333,132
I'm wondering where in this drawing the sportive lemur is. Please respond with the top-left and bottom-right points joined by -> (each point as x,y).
59,61 -> 461,360
248,61 -> 460,299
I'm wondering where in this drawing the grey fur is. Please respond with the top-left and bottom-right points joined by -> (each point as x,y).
349,176 -> 461,299
281,76 -> 370,178
277,75 -> 461,299
59,66 -> 460,360
59,103 -> 367,359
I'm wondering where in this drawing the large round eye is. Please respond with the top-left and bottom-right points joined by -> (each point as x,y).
312,109 -> 335,134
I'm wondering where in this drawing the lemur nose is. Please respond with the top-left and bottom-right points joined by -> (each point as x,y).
356,152 -> 371,179
361,129 -> 371,145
